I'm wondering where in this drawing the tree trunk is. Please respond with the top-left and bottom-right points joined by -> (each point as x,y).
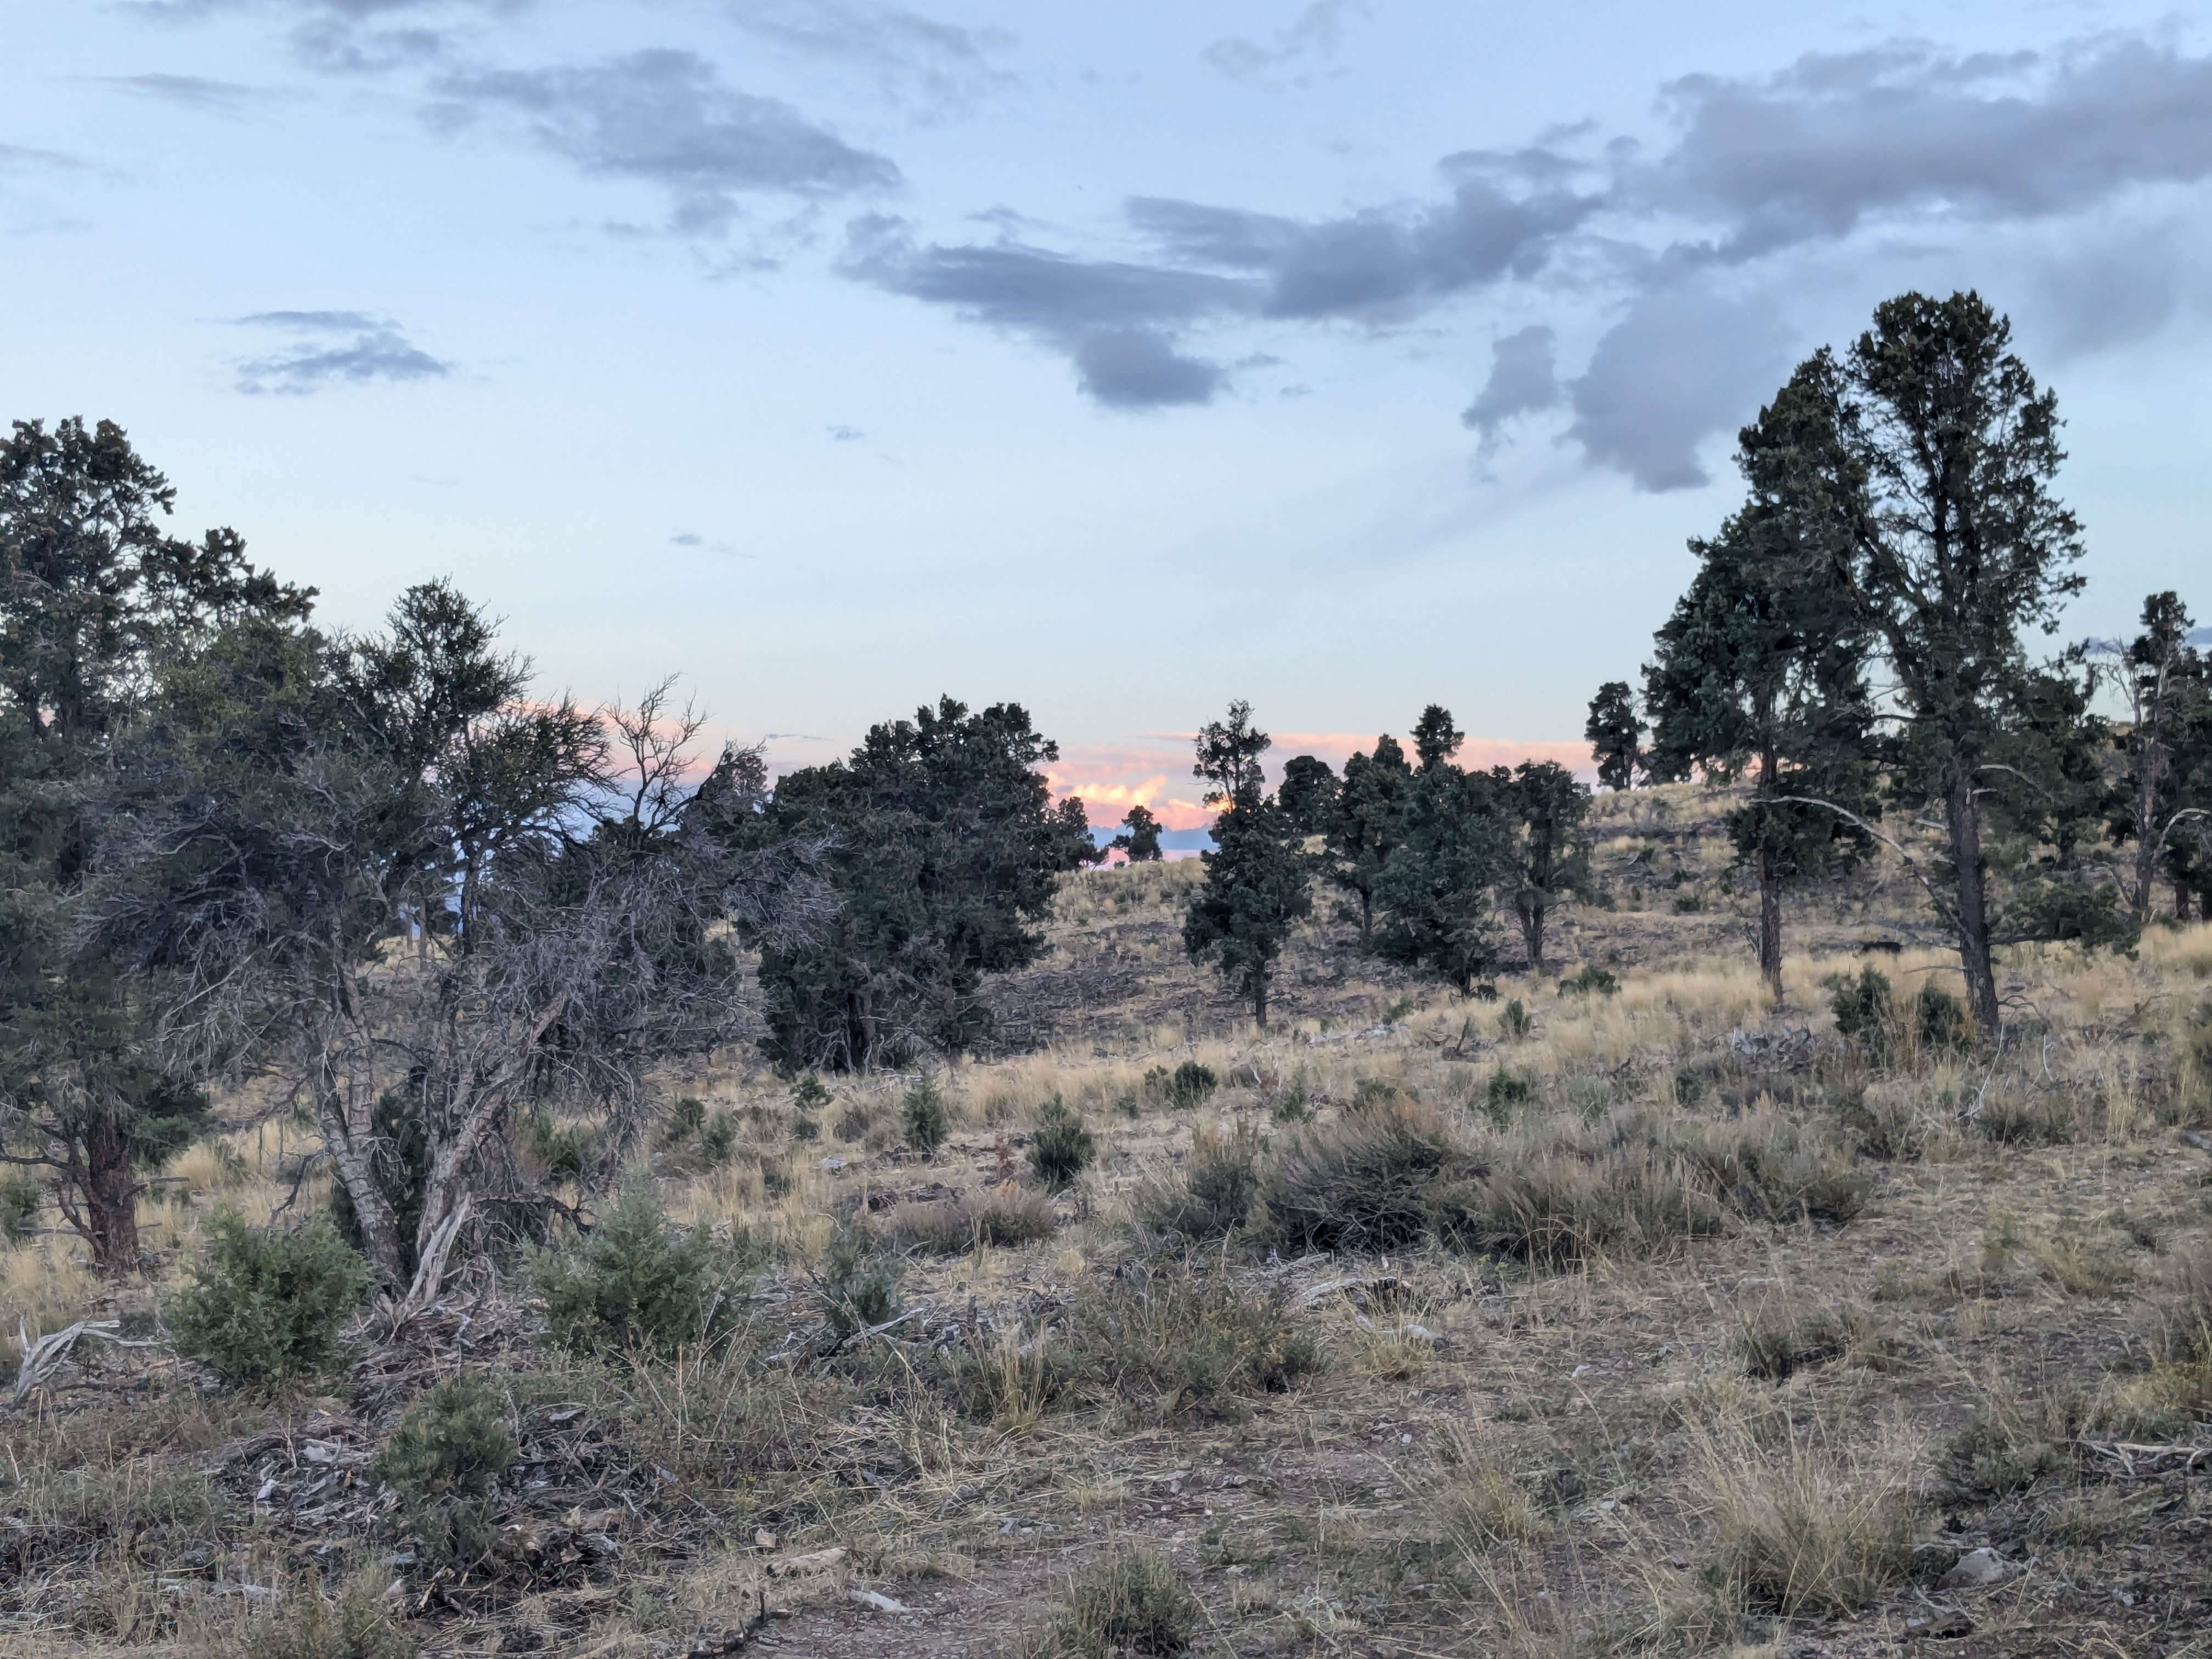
1758,848 -> 1784,1008
1519,898 -> 1547,977
317,1062 -> 409,1288
1757,746 -> 1784,1007
1252,968 -> 1268,1030
2135,771 -> 2162,925
1358,889 -> 1373,950
82,1103 -> 142,1275
1944,757 -> 2001,1041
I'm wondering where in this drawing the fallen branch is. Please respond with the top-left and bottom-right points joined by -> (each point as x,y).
12,1318 -> 162,1403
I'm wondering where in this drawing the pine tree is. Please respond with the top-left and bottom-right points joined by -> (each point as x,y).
1754,293 -> 2089,1039
1584,682 -> 1644,792
1644,387 -> 1876,1004
1110,803 -> 1165,862
1277,754 -> 1339,838
1412,704 -> 1464,772
1373,760 -> 1510,991
1327,735 -> 1412,949
1499,761 -> 1590,975
1183,704 -> 1311,1027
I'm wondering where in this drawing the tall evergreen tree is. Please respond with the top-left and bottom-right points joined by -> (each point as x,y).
1756,293 -> 2088,1038
1277,754 -> 1339,838
1110,803 -> 1165,863
1584,682 -> 1644,792
1500,761 -> 1590,974
1183,704 -> 1311,1027
1373,758 -> 1510,991
748,697 -> 1093,1069
1327,735 -> 1412,949
1644,394 -> 1876,1004
1412,704 -> 1464,772
2101,592 -> 2210,923
0,417 -> 310,1270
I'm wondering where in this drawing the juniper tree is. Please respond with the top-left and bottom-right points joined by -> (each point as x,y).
1584,682 -> 1644,792
744,697 -> 1093,1069
1373,758 -> 1510,992
1327,735 -> 1412,949
1644,390 -> 1876,1005
1276,754 -> 1339,838
1183,704 -> 1311,1027
2098,592 -> 2211,923
1110,803 -> 1165,863
1499,760 -> 1590,975
1412,704 -> 1464,772
1756,293 -> 2089,1038
0,417 -> 311,1270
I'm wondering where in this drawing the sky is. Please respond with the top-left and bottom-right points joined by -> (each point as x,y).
8,2 -> 2212,835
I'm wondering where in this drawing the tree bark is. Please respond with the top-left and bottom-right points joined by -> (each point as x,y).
1756,745 -> 1784,1007
1252,969 -> 1268,1030
1519,898 -> 1547,977
315,1053 -> 408,1288
81,1103 -> 142,1275
1944,755 -> 2002,1041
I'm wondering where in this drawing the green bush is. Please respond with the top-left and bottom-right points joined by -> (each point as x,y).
1483,1069 -> 1532,1127
902,1075 -> 951,1154
1131,1121 -> 1262,1242
664,1096 -> 708,1144
1165,1062 -> 1218,1111
1028,1096 -> 1097,1190
373,1372 -> 516,1568
519,1102 -> 592,1183
1558,964 -> 1620,997
792,1074 -> 832,1112
167,1213 -> 370,1386
531,1186 -> 741,1355
1498,999 -> 1532,1040
1827,965 -> 1895,1057
1915,981 -> 1969,1052
0,1172 -> 39,1243
820,1227 -> 902,1339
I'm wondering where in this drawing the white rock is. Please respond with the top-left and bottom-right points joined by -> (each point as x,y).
1940,1547 -> 2010,1589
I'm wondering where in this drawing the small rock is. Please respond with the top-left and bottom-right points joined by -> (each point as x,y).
768,1546 -> 848,1578
754,1528 -> 777,1549
820,1156 -> 847,1172
851,1589 -> 909,1613
1939,1547 -> 2010,1589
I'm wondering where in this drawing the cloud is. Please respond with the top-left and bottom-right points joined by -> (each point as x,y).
826,424 -> 866,441
123,0 -> 521,75
230,310 -> 452,393
839,214 -> 1246,407
429,49 -> 901,233
100,72 -> 264,112
1460,325 -> 1559,449
1565,286 -> 1792,491
717,0 -> 1016,114
1645,40 -> 2212,261
1203,0 -> 1371,81
847,31 -> 2212,480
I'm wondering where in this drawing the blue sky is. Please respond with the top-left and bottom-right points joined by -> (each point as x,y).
8,2 -> 2212,815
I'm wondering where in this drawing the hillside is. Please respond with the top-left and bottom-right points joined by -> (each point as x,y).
3,783 -> 2210,1659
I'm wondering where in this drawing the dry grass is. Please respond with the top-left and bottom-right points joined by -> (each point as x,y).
5,792 -> 2212,1658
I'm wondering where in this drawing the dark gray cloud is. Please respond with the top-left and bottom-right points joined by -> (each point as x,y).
430,50 -> 900,233
718,1 -> 1015,114
853,31 -> 2212,472
101,72 -> 263,112
1203,0 -> 1371,81
1646,40 -> 2212,261
839,213 -> 1246,407
1460,325 -> 1558,448
826,424 -> 866,441
1565,288 -> 1791,491
231,311 -> 452,393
